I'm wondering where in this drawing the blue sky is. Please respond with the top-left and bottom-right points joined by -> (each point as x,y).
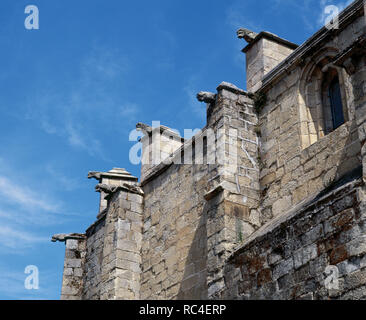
0,0 -> 354,299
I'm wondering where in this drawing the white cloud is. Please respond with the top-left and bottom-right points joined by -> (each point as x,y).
65,124 -> 105,159
0,176 -> 60,213
317,0 -> 354,27
120,102 -> 140,122
0,226 -> 47,250
45,166 -> 80,192
24,44 -> 132,161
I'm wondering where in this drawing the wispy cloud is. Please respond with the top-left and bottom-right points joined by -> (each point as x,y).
0,226 -> 47,250
45,165 -> 80,192
0,162 -> 79,253
24,44 -> 134,161
0,176 -> 60,213
120,102 -> 140,123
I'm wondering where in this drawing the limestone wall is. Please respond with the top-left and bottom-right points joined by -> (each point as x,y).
99,188 -> 144,300
141,164 -> 209,299
257,8 -> 365,226
60,236 -> 86,300
82,216 -> 105,299
221,175 -> 366,300
245,34 -> 297,92
53,1 -> 366,301
139,82 -> 261,300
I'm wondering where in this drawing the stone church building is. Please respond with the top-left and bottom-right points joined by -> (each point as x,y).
53,0 -> 366,299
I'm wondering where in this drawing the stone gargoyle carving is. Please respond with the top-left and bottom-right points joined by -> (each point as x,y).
95,183 -> 117,194
51,233 -> 85,242
237,28 -> 258,44
88,171 -> 102,180
96,183 -> 144,198
136,122 -> 152,134
196,91 -> 216,103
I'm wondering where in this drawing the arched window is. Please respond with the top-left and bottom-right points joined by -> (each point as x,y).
329,76 -> 345,130
299,50 -> 351,149
321,69 -> 347,134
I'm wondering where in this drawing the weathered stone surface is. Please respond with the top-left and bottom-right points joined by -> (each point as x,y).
53,1 -> 366,301
237,28 -> 258,43
197,91 -> 216,103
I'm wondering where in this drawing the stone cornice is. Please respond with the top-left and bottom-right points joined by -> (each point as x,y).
216,81 -> 249,96
88,168 -> 138,182
242,31 -> 298,54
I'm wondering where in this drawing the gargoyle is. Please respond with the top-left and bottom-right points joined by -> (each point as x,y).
51,233 -> 85,242
88,171 -> 102,180
196,92 -> 216,103
136,122 -> 152,134
95,183 -> 117,194
237,28 -> 258,44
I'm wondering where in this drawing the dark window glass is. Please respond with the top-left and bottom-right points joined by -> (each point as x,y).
328,77 -> 345,130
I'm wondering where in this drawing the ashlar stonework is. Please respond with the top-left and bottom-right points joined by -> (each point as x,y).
53,0 -> 366,300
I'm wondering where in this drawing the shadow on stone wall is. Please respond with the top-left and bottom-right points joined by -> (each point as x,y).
177,202 -> 208,299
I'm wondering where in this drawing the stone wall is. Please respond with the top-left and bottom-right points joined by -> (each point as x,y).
80,182 -> 143,300
244,33 -> 297,92
141,163 -> 209,299
221,173 -> 366,300
257,3 -> 365,228
58,235 -> 86,300
82,215 -> 105,299
139,82 -> 260,300
99,187 -> 144,300
53,0 -> 366,301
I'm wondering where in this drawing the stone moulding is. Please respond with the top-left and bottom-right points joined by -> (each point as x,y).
87,168 -> 138,182
241,31 -> 298,54
216,81 -> 248,96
